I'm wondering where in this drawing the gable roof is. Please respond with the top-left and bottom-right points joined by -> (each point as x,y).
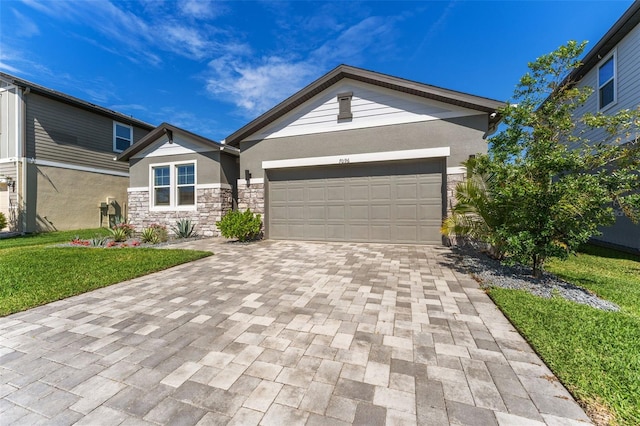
225,64 -> 505,147
0,72 -> 154,130
116,122 -> 239,161
568,1 -> 640,82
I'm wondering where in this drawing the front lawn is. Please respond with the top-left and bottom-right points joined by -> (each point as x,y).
0,228 -> 111,249
488,245 -> 640,425
0,229 -> 211,316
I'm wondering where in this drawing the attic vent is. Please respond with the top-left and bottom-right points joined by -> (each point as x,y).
337,92 -> 353,121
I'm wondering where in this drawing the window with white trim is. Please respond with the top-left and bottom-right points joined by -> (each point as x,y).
598,52 -> 616,110
114,122 -> 133,152
151,162 -> 196,209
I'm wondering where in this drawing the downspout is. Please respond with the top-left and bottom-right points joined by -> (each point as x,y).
18,86 -> 29,234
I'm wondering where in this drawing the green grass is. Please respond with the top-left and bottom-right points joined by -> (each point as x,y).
0,229 -> 212,316
547,245 -> 640,316
488,245 -> 640,425
0,228 -> 111,249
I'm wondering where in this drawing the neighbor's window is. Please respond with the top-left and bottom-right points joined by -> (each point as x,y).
151,162 -> 196,209
598,53 -> 616,110
114,122 -> 133,152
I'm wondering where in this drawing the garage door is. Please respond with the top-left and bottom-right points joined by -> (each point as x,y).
267,159 -> 444,244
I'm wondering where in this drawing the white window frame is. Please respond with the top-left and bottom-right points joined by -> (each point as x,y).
149,160 -> 197,211
597,49 -> 617,112
113,121 -> 133,153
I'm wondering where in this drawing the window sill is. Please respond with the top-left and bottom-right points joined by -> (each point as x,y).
149,206 -> 197,212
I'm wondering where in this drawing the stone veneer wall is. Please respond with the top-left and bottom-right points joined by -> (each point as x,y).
128,187 -> 232,237
237,182 -> 265,215
445,172 -> 466,246
446,172 -> 465,215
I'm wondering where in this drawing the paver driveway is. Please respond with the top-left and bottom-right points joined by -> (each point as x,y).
0,240 -> 591,425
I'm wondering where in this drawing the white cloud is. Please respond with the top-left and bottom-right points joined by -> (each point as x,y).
12,8 -> 40,37
204,14 -> 402,117
178,0 -> 225,20
206,55 -> 318,116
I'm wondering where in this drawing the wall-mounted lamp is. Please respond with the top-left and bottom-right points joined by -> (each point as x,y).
0,176 -> 15,192
245,169 -> 251,186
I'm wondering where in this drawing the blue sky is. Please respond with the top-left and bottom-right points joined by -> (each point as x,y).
0,0 -> 634,140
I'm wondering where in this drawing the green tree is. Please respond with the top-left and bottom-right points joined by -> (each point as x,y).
457,41 -> 640,277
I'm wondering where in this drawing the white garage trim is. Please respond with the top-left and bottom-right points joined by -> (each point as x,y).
262,147 -> 450,170
446,166 -> 467,175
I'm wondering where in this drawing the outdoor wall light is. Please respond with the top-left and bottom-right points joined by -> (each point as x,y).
245,169 -> 251,185
0,176 -> 15,192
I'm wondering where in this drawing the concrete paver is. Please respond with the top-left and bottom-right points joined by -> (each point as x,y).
0,239 -> 591,425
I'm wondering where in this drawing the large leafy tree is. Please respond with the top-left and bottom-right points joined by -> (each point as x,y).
458,41 -> 640,277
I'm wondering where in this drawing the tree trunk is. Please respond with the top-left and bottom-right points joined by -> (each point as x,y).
532,254 -> 544,279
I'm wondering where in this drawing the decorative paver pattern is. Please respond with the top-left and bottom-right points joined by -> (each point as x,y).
0,240 -> 591,425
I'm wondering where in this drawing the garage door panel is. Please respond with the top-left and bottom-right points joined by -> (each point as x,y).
268,159 -> 443,244
327,205 -> 346,220
305,224 -> 326,239
370,205 -> 391,220
395,225 -> 419,242
396,205 -> 418,220
308,206 -> 326,220
327,224 -> 346,239
349,224 -> 370,240
349,185 -> 369,201
308,187 -> 326,202
327,186 -> 346,201
288,188 -> 305,202
397,182 -> 418,200
371,184 -> 391,200
348,205 -> 368,220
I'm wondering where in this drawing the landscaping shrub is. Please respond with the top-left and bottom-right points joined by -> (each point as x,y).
109,226 -> 129,242
0,212 -> 6,230
140,224 -> 168,244
216,209 -> 262,242
172,218 -> 197,239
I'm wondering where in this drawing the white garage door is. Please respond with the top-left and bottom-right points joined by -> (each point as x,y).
267,159 -> 444,244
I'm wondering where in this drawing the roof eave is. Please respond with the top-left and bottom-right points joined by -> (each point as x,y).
225,64 -> 504,147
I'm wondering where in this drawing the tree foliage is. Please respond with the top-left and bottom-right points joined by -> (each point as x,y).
449,41 -> 640,277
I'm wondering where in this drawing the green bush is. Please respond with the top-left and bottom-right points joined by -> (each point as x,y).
216,209 -> 262,242
0,212 -> 7,230
172,218 -> 197,239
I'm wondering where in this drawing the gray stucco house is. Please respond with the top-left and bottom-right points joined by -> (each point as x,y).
0,72 -> 153,232
569,1 -> 640,253
116,123 -> 239,236
225,65 -> 503,244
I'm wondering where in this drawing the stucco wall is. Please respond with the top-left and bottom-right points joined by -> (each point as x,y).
31,164 -> 128,231
239,115 -> 488,179
129,152 -> 222,188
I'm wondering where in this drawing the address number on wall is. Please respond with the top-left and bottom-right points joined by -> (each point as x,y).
338,158 -> 350,164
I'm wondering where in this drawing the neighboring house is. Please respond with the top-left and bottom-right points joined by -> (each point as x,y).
569,1 -> 640,253
0,72 -> 153,232
224,65 -> 503,244
116,123 -> 239,236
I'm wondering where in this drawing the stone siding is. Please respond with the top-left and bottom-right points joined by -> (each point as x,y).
446,172 -> 466,215
237,182 -> 265,215
128,187 -> 232,237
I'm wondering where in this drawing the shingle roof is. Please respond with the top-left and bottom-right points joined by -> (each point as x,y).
116,122 -> 239,162
0,72 -> 154,130
568,1 -> 640,83
225,64 -> 505,147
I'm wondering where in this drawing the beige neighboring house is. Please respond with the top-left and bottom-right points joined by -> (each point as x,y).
569,1 -> 640,253
225,65 -> 503,244
0,72 -> 153,232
